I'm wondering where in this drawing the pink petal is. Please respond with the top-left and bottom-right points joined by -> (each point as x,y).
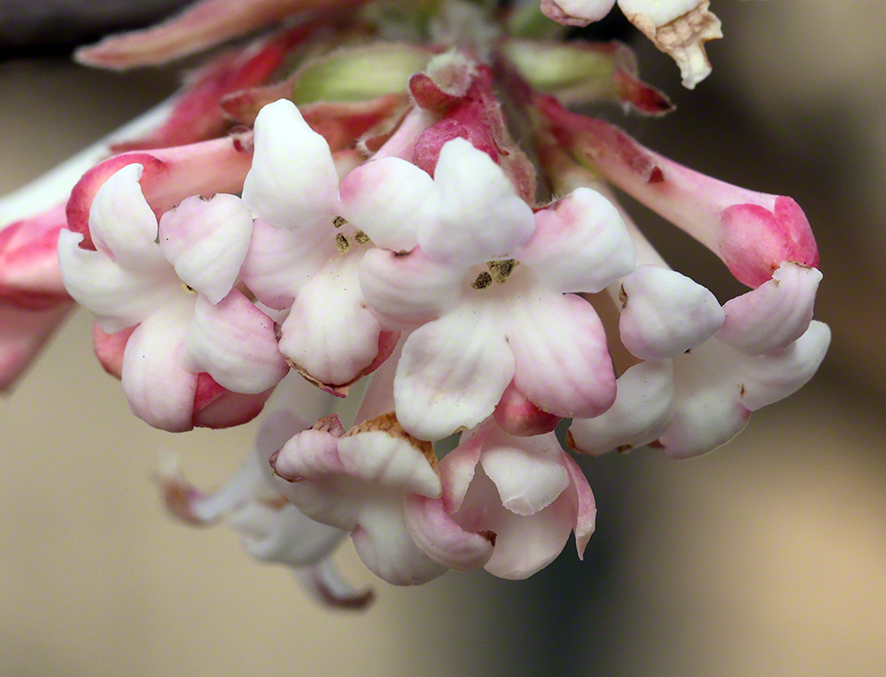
438,429 -> 485,514
716,262 -> 822,356
618,265 -> 724,360
454,465 -> 574,579
241,217 -> 335,310
57,230 -> 183,334
0,303 -> 73,392
241,99 -> 340,231
121,308 -> 199,432
158,193 -> 253,304
561,453 -> 596,558
358,246 -> 463,329
479,428 -> 570,516
568,360 -> 675,456
339,157 -> 434,251
507,290 -> 615,419
87,164 -> 166,272
278,254 -> 381,387
75,0 -> 366,68
403,494 -> 495,570
395,307 -> 516,440
191,380 -> 272,429
517,187 -> 634,293
418,138 -> 535,265
181,290 -> 288,394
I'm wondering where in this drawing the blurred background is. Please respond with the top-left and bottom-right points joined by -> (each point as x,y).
2,1 -> 885,675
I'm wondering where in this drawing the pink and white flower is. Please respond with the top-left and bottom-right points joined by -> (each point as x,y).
58,164 -> 288,431
570,244 -> 829,458
349,137 -> 634,440
157,376 -> 373,609
238,99 -> 402,393
406,419 -> 596,579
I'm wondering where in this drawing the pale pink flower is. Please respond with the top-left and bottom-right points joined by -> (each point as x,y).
570,218 -> 828,458
58,164 -> 288,431
406,419 -> 596,579
349,137 -> 634,440
157,376 -> 373,609
238,99 -> 404,393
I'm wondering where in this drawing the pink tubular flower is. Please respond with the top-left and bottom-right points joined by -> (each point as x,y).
348,137 -> 634,441
58,164 -> 289,431
538,97 -> 819,289
0,206 -> 74,391
406,419 -> 596,579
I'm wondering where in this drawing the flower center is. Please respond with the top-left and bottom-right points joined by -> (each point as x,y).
472,259 -> 519,290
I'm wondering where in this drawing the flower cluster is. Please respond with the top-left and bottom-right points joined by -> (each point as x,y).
1,0 -> 828,606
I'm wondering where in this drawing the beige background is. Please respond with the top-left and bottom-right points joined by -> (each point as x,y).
2,2 -> 886,675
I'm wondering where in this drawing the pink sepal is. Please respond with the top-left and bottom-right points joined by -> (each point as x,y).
66,138 -> 252,249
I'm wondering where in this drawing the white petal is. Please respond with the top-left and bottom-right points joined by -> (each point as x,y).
87,164 -> 166,272
181,290 -> 288,394
241,99 -> 339,230
717,262 -> 822,356
278,254 -> 381,386
338,428 -> 441,499
158,194 -> 253,304
231,502 -> 346,567
569,360 -> 675,456
479,428 -> 570,516
418,138 -> 535,265
517,188 -> 634,293
339,157 -> 433,251
359,246 -> 463,329
352,504 -> 447,586
395,306 -> 515,440
241,217 -> 334,309
740,320 -> 831,411
121,307 -> 198,431
619,265 -> 724,360
58,229 -> 182,334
